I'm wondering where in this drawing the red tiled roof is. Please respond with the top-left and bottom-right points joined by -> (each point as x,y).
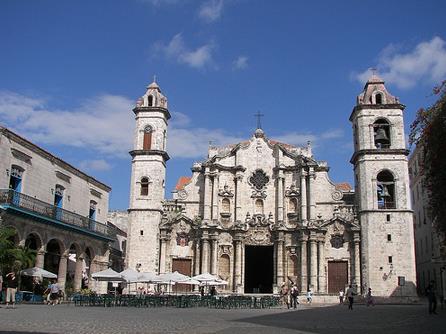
335,182 -> 352,191
175,176 -> 192,190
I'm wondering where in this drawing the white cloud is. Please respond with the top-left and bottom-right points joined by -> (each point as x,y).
79,159 -> 112,171
355,36 -> 446,89
232,56 -> 248,70
154,33 -> 215,69
198,0 -> 224,23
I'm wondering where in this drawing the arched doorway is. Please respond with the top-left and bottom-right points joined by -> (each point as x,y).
44,239 -> 62,276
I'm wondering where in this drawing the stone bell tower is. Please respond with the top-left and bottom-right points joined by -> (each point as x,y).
126,78 -> 170,273
350,74 -> 417,298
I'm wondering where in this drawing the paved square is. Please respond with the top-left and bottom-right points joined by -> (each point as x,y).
0,303 -> 444,334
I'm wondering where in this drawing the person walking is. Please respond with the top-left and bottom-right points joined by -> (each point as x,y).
366,288 -> 374,306
48,280 -> 61,305
290,284 -> 299,309
426,280 -> 437,315
339,289 -> 344,304
280,284 -> 290,309
346,285 -> 355,310
5,271 -> 18,309
306,288 -> 313,304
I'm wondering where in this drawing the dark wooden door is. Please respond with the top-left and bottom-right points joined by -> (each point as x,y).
328,261 -> 348,294
172,258 -> 192,293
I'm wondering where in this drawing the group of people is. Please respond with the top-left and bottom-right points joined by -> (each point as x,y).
280,283 -> 314,309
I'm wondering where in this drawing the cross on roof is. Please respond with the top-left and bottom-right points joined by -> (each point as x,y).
254,111 -> 264,129
370,67 -> 377,76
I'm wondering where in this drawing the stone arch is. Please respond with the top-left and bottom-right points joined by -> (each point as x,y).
25,232 -> 44,251
373,118 -> 391,149
44,238 -> 64,275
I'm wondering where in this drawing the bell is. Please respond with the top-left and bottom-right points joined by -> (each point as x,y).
375,127 -> 390,145
381,185 -> 391,198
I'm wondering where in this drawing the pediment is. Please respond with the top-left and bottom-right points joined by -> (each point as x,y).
320,216 -> 359,230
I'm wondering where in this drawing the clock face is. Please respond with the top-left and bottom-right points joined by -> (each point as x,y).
178,190 -> 188,200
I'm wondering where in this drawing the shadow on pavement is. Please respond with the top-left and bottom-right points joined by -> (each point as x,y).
235,304 -> 446,334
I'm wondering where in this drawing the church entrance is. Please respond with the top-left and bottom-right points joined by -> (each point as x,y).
172,258 -> 192,293
244,245 -> 273,293
328,261 -> 348,294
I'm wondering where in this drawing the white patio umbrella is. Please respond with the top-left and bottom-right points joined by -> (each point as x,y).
91,268 -> 124,281
21,267 -> 57,279
158,271 -> 191,283
192,273 -> 228,287
136,272 -> 163,283
119,268 -> 140,282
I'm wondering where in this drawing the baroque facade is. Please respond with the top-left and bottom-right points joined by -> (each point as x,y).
125,75 -> 417,297
0,126 -> 114,292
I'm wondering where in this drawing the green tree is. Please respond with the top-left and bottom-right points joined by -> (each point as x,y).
409,80 -> 446,239
0,226 -> 36,274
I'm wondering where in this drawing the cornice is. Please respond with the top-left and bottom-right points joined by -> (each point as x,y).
129,149 -> 170,161
350,148 -> 409,164
132,106 -> 171,120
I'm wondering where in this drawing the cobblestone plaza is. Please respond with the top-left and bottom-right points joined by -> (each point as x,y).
0,303 -> 444,334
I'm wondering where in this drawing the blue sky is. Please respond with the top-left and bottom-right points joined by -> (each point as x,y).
1,0 -> 445,210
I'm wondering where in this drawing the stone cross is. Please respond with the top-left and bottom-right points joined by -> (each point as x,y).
254,111 -> 264,129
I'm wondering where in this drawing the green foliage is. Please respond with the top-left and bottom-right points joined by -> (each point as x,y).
409,80 -> 446,239
0,226 -> 36,274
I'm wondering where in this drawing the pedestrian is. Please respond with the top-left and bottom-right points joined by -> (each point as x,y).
0,271 -> 3,306
5,271 -> 18,309
48,279 -> 61,305
200,286 -> 205,297
339,289 -> 344,304
346,285 -> 355,310
425,280 -> 437,315
210,286 -> 217,296
290,284 -> 299,309
306,288 -> 313,304
366,288 -> 374,306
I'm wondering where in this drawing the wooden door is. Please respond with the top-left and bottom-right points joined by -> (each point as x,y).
172,258 -> 192,293
328,261 -> 348,294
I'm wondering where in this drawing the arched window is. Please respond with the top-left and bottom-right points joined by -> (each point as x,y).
148,95 -> 153,107
143,125 -> 153,150
222,198 -> 230,213
9,165 -> 24,192
375,93 -> 383,104
255,199 -> 264,214
140,177 -> 149,196
373,119 -> 391,149
377,170 -> 396,209
289,198 -> 298,213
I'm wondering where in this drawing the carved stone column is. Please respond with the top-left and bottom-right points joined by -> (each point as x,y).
275,231 -> 285,286
194,240 -> 201,275
317,237 -> 326,293
300,234 -> 308,292
203,171 -> 212,221
234,173 -> 243,222
212,173 -> 219,221
308,167 -> 316,221
234,234 -> 243,293
35,250 -> 45,268
73,254 -> 84,291
309,235 -> 318,291
57,253 -> 68,289
210,234 -> 218,275
354,232 -> 361,289
159,232 -> 169,274
277,171 -> 284,223
300,170 -> 307,222
201,231 -> 210,274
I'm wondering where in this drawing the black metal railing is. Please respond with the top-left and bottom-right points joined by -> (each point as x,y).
0,189 -> 113,238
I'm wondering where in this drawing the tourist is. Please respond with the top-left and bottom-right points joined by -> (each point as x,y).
290,284 -> 299,309
210,286 -> 217,296
366,288 -> 374,306
200,286 -> 205,297
5,271 -> 18,309
345,285 -> 355,310
426,280 -> 437,315
49,279 -> 61,305
339,289 -> 344,304
306,288 -> 313,304
280,284 -> 289,309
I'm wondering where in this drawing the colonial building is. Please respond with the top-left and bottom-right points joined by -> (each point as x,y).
0,126 -> 114,292
409,145 -> 446,299
125,75 -> 417,298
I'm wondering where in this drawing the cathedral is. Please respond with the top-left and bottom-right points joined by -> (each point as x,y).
125,75 -> 417,298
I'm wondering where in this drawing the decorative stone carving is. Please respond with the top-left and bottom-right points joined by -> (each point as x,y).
285,184 -> 300,197
246,213 -> 273,228
178,190 -> 188,200
218,184 -> 234,197
249,169 -> 269,190
331,190 -> 343,201
330,234 -> 344,249
245,228 -> 272,246
176,232 -> 189,247
251,189 -> 267,199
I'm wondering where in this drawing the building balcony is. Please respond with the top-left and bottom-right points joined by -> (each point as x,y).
0,189 -> 114,241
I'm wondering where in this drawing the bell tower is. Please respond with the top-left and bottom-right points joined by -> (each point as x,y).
350,74 -> 417,298
126,78 -> 170,273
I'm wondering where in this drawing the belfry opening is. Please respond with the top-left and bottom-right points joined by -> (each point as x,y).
244,245 -> 274,293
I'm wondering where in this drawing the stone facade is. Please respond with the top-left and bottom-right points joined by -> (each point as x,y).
0,126 -> 112,293
409,145 -> 446,300
126,76 -> 418,298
